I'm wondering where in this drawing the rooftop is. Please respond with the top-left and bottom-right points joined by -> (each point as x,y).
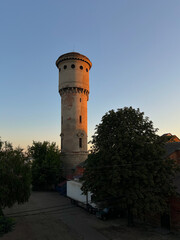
56,52 -> 92,69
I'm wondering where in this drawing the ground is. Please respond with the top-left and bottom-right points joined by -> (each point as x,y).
1,191 -> 180,240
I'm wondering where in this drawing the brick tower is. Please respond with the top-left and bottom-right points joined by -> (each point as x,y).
56,52 -> 92,176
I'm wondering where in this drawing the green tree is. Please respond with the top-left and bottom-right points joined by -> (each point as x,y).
0,139 -> 31,216
28,141 -> 62,190
82,107 -> 179,225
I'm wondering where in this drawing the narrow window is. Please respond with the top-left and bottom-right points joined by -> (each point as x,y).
79,115 -> 82,123
79,138 -> 82,148
61,138 -> 63,149
86,68 -> 88,72
64,65 -> 67,69
80,98 -> 81,102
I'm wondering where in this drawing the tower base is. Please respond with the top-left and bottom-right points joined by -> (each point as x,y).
61,152 -> 88,178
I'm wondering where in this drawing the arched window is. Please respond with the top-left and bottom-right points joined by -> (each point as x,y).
79,115 -> 82,123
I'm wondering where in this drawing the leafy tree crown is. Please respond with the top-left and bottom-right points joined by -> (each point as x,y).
82,107 -> 179,217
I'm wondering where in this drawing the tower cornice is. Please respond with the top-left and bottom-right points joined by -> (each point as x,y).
59,87 -> 89,100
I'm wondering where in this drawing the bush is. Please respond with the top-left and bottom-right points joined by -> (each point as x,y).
0,216 -> 15,236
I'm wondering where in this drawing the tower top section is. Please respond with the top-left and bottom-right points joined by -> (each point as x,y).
56,52 -> 91,94
56,52 -> 92,69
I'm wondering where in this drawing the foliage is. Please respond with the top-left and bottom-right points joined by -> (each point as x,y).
0,216 -> 15,237
0,139 -> 31,214
82,107 -> 179,221
28,141 -> 62,190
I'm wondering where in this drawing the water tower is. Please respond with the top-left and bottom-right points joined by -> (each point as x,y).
56,52 -> 92,176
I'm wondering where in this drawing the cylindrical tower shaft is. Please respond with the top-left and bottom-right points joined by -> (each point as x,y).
56,52 -> 92,176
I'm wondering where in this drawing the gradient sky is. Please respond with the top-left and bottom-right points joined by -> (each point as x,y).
1,0 -> 180,150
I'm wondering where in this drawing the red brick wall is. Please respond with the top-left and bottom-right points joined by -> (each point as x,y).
169,150 -> 180,165
170,197 -> 180,230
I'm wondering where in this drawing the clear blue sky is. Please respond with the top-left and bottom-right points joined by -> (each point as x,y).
1,0 -> 180,149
